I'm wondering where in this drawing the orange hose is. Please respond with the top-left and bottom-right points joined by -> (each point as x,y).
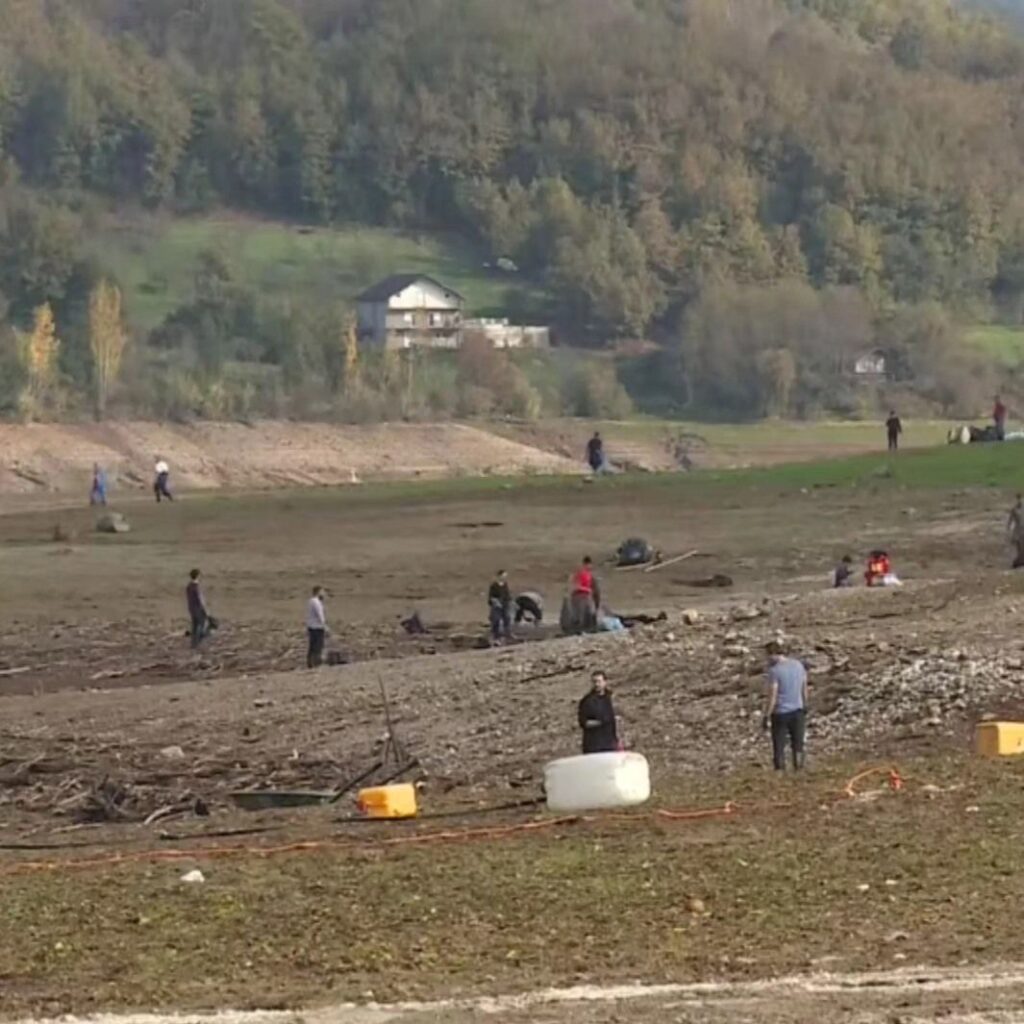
0,766 -> 911,878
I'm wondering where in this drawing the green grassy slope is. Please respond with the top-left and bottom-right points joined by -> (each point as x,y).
86,213 -> 544,331
965,324 -> 1024,366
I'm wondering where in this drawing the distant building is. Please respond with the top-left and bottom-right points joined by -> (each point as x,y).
462,318 -> 550,349
356,274 -> 465,349
853,349 -> 887,378
356,274 -> 549,350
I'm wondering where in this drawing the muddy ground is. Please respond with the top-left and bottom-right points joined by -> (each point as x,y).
3,468 -> 1024,1019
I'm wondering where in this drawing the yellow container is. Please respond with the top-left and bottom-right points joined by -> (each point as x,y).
357,783 -> 418,819
975,722 -> 1024,757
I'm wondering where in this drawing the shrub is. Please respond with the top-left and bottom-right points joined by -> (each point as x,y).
565,361 -> 634,419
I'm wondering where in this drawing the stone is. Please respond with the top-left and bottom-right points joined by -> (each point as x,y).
95,512 -> 131,534
730,604 -> 765,622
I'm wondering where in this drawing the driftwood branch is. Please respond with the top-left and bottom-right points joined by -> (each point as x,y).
644,550 -> 699,573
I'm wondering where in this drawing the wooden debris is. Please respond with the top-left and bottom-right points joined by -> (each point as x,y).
644,550 -> 699,573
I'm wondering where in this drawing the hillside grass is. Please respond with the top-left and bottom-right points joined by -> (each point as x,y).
588,418 -> 949,448
87,213 -> 545,331
151,432 -> 1024,513
965,323 -> 1024,366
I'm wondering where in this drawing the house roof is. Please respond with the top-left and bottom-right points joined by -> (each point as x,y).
355,274 -> 465,303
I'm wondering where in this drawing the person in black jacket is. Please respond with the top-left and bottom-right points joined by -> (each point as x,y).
578,671 -> 618,754
186,569 -> 209,649
885,410 -> 903,452
487,569 -> 512,643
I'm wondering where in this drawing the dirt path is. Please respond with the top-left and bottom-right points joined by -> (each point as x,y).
11,966 -> 1024,1023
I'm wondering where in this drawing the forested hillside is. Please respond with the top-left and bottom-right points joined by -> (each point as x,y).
961,0 -> 1024,27
2,0 -> 1024,422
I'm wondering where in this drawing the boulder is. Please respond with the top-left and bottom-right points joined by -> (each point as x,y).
96,512 -> 131,534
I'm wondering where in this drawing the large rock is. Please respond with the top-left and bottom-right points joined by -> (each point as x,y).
96,512 -> 131,534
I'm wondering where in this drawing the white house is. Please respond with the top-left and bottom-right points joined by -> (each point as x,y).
356,274 -> 465,349
853,349 -> 887,378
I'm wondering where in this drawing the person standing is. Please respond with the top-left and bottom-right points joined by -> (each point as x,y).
762,641 -> 808,771
306,585 -> 327,668
487,569 -> 512,643
154,457 -> 174,502
885,410 -> 902,452
994,394 -> 1008,441
586,432 -> 604,475
186,569 -> 209,649
567,556 -> 600,633
578,671 -> 619,754
89,463 -> 108,506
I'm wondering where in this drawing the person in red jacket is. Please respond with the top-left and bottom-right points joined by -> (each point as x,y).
567,556 -> 601,633
994,394 -> 1008,441
865,550 -> 891,587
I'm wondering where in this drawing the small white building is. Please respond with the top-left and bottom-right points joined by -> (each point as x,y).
462,318 -> 550,349
356,274 -> 465,350
853,349 -> 887,378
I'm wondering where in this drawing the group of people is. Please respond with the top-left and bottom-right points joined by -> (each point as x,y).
487,555 -> 636,645
88,457 -> 174,506
832,550 -> 901,588
186,570 -> 330,669
577,639 -> 808,770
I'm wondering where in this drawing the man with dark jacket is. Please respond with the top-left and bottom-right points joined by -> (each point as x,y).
578,671 -> 618,754
885,411 -> 902,452
186,569 -> 209,649
488,570 -> 512,642
514,590 -> 544,625
586,432 -> 604,474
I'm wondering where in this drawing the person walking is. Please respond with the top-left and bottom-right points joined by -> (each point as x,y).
578,671 -> 619,754
586,432 -> 605,475
885,410 -> 902,452
762,640 -> 808,771
154,457 -> 174,502
487,569 -> 513,643
89,463 -> 108,506
186,569 -> 209,649
306,585 -> 327,668
994,394 -> 1008,441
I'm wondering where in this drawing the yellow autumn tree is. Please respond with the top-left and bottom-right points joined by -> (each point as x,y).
88,280 -> 129,418
342,312 -> 360,389
23,303 -> 59,392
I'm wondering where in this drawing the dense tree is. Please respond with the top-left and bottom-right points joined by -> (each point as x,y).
88,279 -> 128,418
0,0 -> 1022,418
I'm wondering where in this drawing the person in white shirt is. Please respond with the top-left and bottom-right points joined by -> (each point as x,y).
306,585 -> 327,668
154,457 -> 173,502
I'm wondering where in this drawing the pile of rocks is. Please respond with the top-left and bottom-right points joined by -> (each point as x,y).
815,649 -> 1024,745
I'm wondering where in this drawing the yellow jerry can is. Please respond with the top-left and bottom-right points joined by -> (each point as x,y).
356,783 -> 418,819
975,722 -> 1024,757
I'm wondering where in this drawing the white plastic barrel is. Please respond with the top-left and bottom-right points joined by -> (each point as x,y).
543,752 -> 651,812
